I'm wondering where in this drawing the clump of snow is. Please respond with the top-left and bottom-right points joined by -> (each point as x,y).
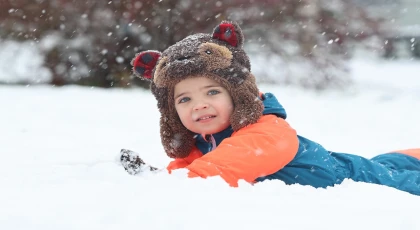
0,40 -> 51,84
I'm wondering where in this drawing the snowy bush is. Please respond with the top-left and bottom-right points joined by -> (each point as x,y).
0,40 -> 51,84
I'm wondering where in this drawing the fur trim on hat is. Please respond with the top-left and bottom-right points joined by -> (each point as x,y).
131,21 -> 263,158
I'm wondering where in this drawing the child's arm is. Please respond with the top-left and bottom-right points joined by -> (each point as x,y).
185,115 -> 299,186
166,148 -> 203,171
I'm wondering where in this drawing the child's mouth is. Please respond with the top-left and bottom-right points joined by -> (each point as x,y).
196,115 -> 216,122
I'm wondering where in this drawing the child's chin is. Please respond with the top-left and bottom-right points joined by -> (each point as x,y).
192,122 -> 230,135
198,127 -> 225,135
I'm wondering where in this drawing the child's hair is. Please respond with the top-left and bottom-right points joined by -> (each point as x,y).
131,21 -> 263,158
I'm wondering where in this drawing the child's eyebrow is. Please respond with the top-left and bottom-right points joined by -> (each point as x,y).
174,84 -> 221,99
201,84 -> 221,89
174,92 -> 187,100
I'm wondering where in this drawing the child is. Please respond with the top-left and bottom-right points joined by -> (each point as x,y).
125,21 -> 420,195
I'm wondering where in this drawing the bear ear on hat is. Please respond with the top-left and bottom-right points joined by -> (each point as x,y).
131,50 -> 161,81
212,21 -> 244,48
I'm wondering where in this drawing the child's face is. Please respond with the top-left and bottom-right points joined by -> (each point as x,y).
174,77 -> 234,136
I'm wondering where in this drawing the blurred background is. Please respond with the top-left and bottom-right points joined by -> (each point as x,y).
0,0 -> 419,90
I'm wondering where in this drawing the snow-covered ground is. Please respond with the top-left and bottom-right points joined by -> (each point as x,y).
1,59 -> 420,230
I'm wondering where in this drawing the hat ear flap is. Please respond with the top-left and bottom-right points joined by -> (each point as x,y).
131,50 -> 161,81
151,84 -> 195,159
212,21 -> 244,48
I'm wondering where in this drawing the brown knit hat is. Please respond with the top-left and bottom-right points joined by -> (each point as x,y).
131,21 -> 263,159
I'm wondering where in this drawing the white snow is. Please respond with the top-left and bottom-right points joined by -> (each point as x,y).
1,58 -> 420,229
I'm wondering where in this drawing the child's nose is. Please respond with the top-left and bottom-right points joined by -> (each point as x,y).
193,102 -> 209,110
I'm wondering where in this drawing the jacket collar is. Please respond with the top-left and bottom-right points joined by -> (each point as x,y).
195,126 -> 234,154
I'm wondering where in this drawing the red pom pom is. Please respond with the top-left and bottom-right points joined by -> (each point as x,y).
212,23 -> 238,47
132,51 -> 161,80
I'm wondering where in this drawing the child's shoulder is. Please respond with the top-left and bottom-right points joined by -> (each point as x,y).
234,114 -> 294,136
261,92 -> 287,119
258,114 -> 291,127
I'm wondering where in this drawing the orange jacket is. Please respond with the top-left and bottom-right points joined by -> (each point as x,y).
166,114 -> 299,187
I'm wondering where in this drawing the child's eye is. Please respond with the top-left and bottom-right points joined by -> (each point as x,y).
208,90 -> 220,95
178,97 -> 190,104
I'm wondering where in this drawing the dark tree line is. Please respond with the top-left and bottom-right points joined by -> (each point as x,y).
0,0 -> 387,89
